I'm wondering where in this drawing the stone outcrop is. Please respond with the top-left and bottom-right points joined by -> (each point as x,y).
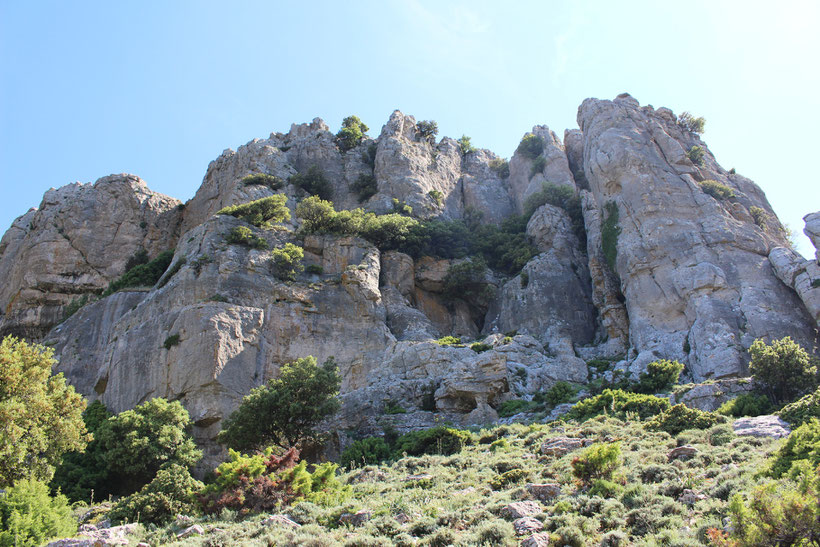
768,212 -> 820,328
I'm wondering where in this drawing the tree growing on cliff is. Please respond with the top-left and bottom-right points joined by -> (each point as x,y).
0,336 -> 90,488
750,337 -> 817,406
218,356 -> 341,452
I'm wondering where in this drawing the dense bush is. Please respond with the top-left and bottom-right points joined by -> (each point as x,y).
290,166 -> 333,200
489,158 -> 510,178
441,258 -> 493,304
645,404 -> 724,435
218,356 -> 341,451
108,463 -> 203,525
601,201 -> 621,272
216,194 -> 291,227
458,135 -> 475,155
96,398 -> 201,495
565,389 -> 670,422
767,419 -> 820,478
225,226 -> 268,249
749,205 -> 767,229
242,172 -> 285,190
497,399 -> 538,418
516,133 -> 544,160
523,182 -> 584,240
351,174 -> 378,202
0,479 -> 76,547
699,179 -> 735,200
392,427 -> 473,457
336,115 -> 369,152
543,381 -> 579,406
416,120 -> 438,143
677,112 -> 705,134
434,335 -> 463,347
718,393 -> 773,418
271,243 -> 304,281
749,337 -> 817,405
571,442 -> 622,484
634,359 -> 684,394
339,437 -> 392,469
529,156 -> 547,178
0,337 -> 89,488
779,386 -> 820,427
104,249 -> 175,295
687,145 -> 705,165
428,189 -> 443,206
124,247 -> 150,272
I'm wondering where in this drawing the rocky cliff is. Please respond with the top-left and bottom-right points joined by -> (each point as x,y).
2,94 -> 817,466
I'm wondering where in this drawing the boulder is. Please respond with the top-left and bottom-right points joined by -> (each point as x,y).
501,501 -> 544,520
667,445 -> 698,461
526,483 -> 562,502
521,532 -> 552,547
540,437 -> 584,457
733,415 -> 791,438
513,517 -> 544,534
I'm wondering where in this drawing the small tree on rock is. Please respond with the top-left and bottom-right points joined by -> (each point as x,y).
218,356 -> 341,452
749,337 -> 817,406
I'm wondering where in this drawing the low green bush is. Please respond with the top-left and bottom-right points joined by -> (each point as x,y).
497,399 -> 538,418
687,145 -> 705,165
442,259 -> 493,303
434,336 -> 463,347
108,463 -> 203,525
242,173 -> 284,190
104,249 -> 175,295
516,133 -> 544,160
271,243 -> 304,281
749,205 -> 767,229
225,226 -> 268,249
339,438 -> 392,469
392,427 -> 473,457
767,419 -> 820,478
779,387 -> 820,427
645,404 -> 724,435
677,112 -> 705,134
718,393 -> 773,417
523,182 -> 584,240
217,195 -> 291,227
571,442 -> 622,484
634,359 -> 684,394
351,174 -> 378,202
565,389 -> 670,422
750,336 -> 817,406
543,381 -> 579,406
529,156 -> 547,178
0,479 -> 76,547
428,189 -> 443,206
290,166 -> 333,200
489,468 -> 527,490
470,342 -> 492,353
305,264 -> 324,275
699,180 -> 735,200
458,135 -> 475,155
589,478 -> 623,498
489,158 -> 509,178
416,120 -> 438,143
336,116 -> 369,152
163,334 -> 180,350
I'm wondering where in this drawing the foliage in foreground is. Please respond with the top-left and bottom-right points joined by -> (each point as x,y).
104,249 -> 175,295
0,479 -> 76,547
216,195 -> 290,228
108,463 -> 204,525
749,336 -> 817,406
0,336 -> 89,488
778,386 -> 820,427
218,356 -> 341,451
565,389 -> 670,422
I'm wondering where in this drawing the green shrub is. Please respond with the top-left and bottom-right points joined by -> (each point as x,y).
383,400 -> 407,414
392,426 -> 473,457
497,399 -> 538,418
0,479 -> 76,547
571,442 -> 622,484
472,519 -> 515,545
699,179 -> 735,200
61,294 -> 93,321
305,264 -> 324,275
108,463 -> 203,525
290,166 -> 333,200
339,438 -> 392,469
442,258 -> 493,303
529,156 -> 547,178
489,158 -> 509,178
470,342 -> 492,353
565,389 -> 670,422
351,174 -> 378,202
124,247 -> 150,272
718,393 -> 773,418
271,243 -> 304,281
391,198 -> 412,216
749,205 -> 767,229
458,135 -> 475,155
543,381 -> 579,406
750,337 -> 817,405
163,334 -> 180,350
434,336 -> 463,347
336,115 -> 369,152
428,189 -> 443,206
217,194 -> 290,228
104,249 -> 175,295
218,356 -> 341,451
645,404 -> 724,435
768,419 -> 820,478
779,387 -> 820,427
517,133 -> 544,160
225,226 -> 268,249
589,478 -> 624,498
634,359 -> 685,394
677,112 -> 705,134
523,182 -> 583,241
601,201 -> 621,272
242,173 -> 284,190
489,468 -> 527,490
416,120 -> 438,143
96,398 -> 201,495
687,145 -> 705,165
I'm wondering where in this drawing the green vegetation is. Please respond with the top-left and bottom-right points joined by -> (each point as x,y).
351,173 -> 378,202
340,437 -> 392,468
0,337 -> 89,488
218,356 -> 341,451
457,135 -> 475,155
779,386 -> 820,427
749,205 -> 767,229
428,189 -> 443,206
163,333 -> 180,349
336,115 -> 369,152
749,336 -> 817,405
601,201 -> 621,272
416,120 -> 438,143
523,182 -> 584,242
633,359 -> 684,394
544,381 -> 580,406
497,399 -> 538,417
305,264 -> 324,275
489,157 -> 510,178
677,111 -> 706,134
645,404 -> 724,435
108,463 -> 203,525
517,133 -> 545,159
104,249 -> 175,295
565,389 -> 671,422
289,165 -> 333,200
571,442 -> 622,485
270,243 -> 304,281
442,258 -> 494,304
216,194 -> 290,227
529,155 -> 547,178
687,145 -> 705,165
225,226 -> 268,249
767,418 -> 820,479
0,478 -> 76,547
718,393 -> 774,418
392,426 -> 473,457
434,335 -> 463,347
699,179 -> 735,200
241,173 -> 285,190
470,342 -> 492,353
62,293 -> 93,321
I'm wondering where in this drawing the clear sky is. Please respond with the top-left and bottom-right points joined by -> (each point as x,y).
2,1 -> 818,256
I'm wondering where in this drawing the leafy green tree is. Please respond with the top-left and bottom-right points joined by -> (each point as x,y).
96,398 -> 201,495
677,111 -> 705,134
104,249 -> 175,295
218,356 -> 341,451
289,166 -> 333,200
216,195 -> 290,227
749,337 -> 817,405
517,133 -> 545,159
458,135 -> 476,155
107,463 -> 204,525
634,359 -> 685,394
271,243 -> 305,281
336,115 -> 369,152
0,336 -> 89,487
0,479 -> 76,547
416,120 -> 438,143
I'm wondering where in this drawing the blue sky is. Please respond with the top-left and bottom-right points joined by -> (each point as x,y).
2,1 -> 818,256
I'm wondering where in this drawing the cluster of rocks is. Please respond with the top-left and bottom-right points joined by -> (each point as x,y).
1,93 -> 818,464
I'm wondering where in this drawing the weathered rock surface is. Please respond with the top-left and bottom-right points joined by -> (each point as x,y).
768,230 -> 820,327
671,378 -> 757,411
46,523 -> 138,547
733,415 -> 791,438
0,174 -> 182,339
501,501 -> 544,520
804,211 -> 820,262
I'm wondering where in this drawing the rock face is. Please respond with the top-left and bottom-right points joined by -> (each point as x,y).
0,174 -> 182,339
2,97 -> 819,464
